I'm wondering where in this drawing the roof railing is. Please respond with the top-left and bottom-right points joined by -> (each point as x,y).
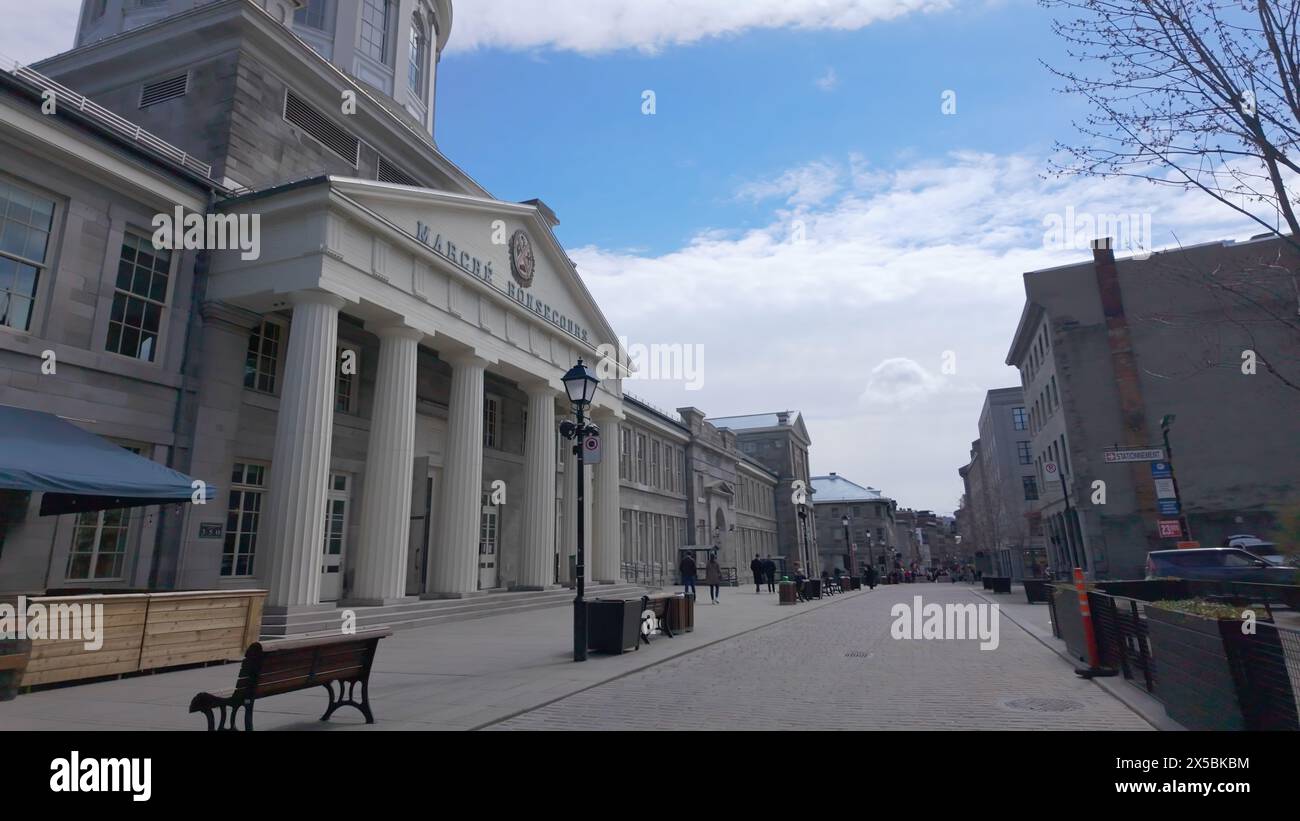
2,54 -> 215,181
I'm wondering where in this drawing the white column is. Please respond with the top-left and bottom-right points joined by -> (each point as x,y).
350,324 -> 423,604
560,431 -> 578,584
427,352 -> 487,596
592,412 -> 621,583
264,291 -> 345,609
517,383 -> 558,590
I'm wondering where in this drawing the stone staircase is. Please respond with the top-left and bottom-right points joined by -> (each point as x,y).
260,582 -> 658,638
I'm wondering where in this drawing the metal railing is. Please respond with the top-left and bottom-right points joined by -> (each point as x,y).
2,55 -> 214,181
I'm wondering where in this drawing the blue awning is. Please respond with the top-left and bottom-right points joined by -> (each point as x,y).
0,405 -> 215,515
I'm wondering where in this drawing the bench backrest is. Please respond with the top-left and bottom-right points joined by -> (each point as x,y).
230,629 -> 391,701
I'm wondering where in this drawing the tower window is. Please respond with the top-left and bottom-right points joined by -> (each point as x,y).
359,0 -> 393,64
409,13 -> 428,95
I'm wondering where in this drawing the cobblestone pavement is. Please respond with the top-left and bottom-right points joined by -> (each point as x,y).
485,583 -> 1154,730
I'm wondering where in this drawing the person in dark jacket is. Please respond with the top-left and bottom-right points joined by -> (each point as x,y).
751,555 -> 764,593
762,556 -> 776,592
679,553 -> 697,599
705,555 -> 723,604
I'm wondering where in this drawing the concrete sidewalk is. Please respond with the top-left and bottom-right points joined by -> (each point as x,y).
967,582 -> 1184,731
0,584 -> 857,731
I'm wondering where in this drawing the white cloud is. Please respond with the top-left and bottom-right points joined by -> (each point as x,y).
449,0 -> 955,54
577,151 -> 1261,511
815,67 -> 839,91
737,160 -> 842,206
860,358 -> 944,405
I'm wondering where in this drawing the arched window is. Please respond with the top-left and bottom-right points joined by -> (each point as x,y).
408,12 -> 428,94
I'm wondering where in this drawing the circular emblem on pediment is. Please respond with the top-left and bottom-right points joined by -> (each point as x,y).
509,229 -> 536,289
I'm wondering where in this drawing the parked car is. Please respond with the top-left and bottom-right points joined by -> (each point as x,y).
1145,547 -> 1298,583
1224,535 -> 1288,566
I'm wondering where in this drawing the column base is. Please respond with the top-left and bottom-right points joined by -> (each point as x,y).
339,595 -> 420,607
262,603 -> 338,617
420,590 -> 491,600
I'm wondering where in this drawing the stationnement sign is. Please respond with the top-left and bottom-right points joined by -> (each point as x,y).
1104,447 -> 1166,463
1158,520 -> 1183,538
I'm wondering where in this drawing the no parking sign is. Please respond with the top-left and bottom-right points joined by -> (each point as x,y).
582,434 -> 602,464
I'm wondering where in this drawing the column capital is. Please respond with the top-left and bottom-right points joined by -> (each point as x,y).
200,300 -> 262,332
287,289 -> 348,310
590,404 -> 625,422
441,349 -> 493,369
520,377 -> 563,398
368,321 -> 426,343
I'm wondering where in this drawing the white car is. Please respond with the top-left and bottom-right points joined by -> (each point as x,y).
1225,535 -> 1289,567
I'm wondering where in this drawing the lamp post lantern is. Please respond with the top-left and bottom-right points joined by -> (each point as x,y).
559,358 -> 600,662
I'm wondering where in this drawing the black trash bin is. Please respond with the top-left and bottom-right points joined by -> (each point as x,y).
587,599 -> 641,654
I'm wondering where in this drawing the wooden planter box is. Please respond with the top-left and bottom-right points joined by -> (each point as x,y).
18,590 -> 265,688
1146,607 -> 1300,731
1023,579 -> 1050,604
666,594 -> 694,632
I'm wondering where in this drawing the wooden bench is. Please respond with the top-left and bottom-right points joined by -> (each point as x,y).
188,628 -> 391,731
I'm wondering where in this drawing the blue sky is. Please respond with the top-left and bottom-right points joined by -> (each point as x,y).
438,2 -> 1078,254
1,0 -> 1260,512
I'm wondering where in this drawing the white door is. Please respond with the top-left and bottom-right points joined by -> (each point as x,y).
320,473 -> 350,601
479,494 -> 499,589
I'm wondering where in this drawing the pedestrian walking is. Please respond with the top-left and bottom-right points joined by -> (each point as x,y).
750,554 -> 764,593
865,565 -> 878,590
679,552 -> 697,599
762,555 -> 776,592
705,554 -> 723,604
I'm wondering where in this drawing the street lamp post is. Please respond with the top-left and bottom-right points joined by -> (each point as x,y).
559,359 -> 600,662
797,503 -> 812,574
841,516 -> 855,576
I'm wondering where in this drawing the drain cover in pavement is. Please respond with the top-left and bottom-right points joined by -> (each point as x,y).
999,697 -> 1084,713
844,651 -> 872,658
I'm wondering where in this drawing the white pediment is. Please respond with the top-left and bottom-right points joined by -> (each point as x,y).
330,178 -> 618,356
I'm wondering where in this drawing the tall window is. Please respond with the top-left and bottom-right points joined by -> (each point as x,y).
635,434 -> 647,483
66,443 -> 139,581
483,396 -> 501,449
359,0 -> 392,63
107,233 -> 170,361
335,345 -> 355,413
1016,441 -> 1032,465
1011,406 -> 1027,430
223,462 -> 266,576
619,427 -> 631,480
244,320 -> 281,393
1022,475 -> 1039,501
0,179 -> 55,332
408,13 -> 428,94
